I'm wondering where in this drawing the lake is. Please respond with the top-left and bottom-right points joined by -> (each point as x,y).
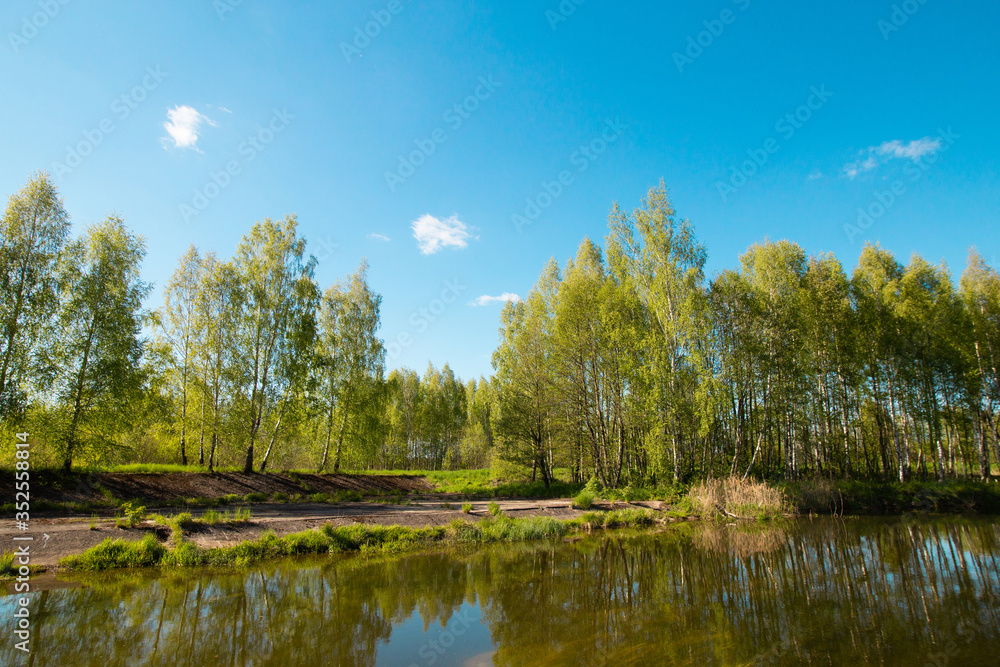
2,516 -> 998,666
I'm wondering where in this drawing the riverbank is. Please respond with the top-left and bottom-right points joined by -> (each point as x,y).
6,470 -> 1000,574
1,497 -> 678,570
57,504 -> 664,572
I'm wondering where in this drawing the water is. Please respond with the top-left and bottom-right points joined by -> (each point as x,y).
2,517 -> 999,666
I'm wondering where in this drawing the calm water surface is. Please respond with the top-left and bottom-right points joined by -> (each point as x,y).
2,516 -> 998,666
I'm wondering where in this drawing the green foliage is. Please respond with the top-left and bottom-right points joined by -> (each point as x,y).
60,534 -> 166,571
488,501 -> 503,517
578,508 -> 656,528
243,492 -> 268,503
0,551 -> 17,578
572,490 -> 594,510
0,171 -> 70,418
198,507 -> 252,525
5,172 -> 999,489
117,502 -> 147,528
462,502 -> 473,514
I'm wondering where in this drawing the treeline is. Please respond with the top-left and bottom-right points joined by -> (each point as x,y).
489,182 -> 1000,486
4,173 -> 998,485
0,172 -> 493,472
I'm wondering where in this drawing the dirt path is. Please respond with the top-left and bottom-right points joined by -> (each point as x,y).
2,498 -> 669,568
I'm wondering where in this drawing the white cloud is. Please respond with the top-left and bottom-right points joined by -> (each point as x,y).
162,105 -> 216,150
468,293 -> 521,307
843,137 -> 942,179
808,171 -> 823,180
411,214 -> 473,255
368,233 -> 391,242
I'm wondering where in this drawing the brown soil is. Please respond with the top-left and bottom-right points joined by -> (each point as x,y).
1,471 -> 433,506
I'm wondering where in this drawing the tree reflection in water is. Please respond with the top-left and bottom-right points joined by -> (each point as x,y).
1,517 -> 997,666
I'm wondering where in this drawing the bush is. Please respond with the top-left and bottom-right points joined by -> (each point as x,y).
272,492 -> 289,502
120,502 -> 147,527
572,490 -> 594,510
461,502 -> 473,514
488,501 -> 503,517
244,492 -> 268,503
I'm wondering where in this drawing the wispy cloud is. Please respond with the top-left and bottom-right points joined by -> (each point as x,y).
367,233 -> 391,242
162,105 -> 216,151
844,137 -> 942,179
411,214 -> 473,255
808,170 -> 823,180
468,293 -> 521,307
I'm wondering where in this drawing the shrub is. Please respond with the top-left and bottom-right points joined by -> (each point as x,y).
572,490 -> 595,510
461,502 -> 473,514
244,492 -> 268,503
488,501 -> 503,517
120,502 -> 147,527
272,492 -> 289,502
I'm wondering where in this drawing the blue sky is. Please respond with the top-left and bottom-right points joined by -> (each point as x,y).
2,0 -> 998,380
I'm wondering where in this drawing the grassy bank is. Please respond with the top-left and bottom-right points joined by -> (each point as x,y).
781,478 -> 1000,515
59,509 -> 659,572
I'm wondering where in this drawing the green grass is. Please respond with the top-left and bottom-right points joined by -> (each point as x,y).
0,550 -> 42,579
61,509 -> 663,571
462,502 -> 473,514
344,468 -> 585,498
572,489 -> 595,510
60,534 -> 167,571
0,550 -> 17,577
578,508 -> 657,529
198,507 -> 252,525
